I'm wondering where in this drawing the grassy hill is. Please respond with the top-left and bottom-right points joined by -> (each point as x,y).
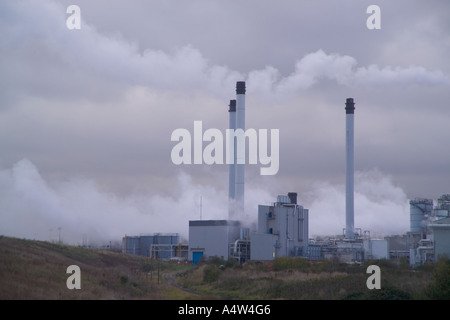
0,235 -> 198,300
1,236 -> 448,300
178,256 -> 449,300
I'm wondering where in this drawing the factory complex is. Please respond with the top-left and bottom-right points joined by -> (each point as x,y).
123,82 -> 450,266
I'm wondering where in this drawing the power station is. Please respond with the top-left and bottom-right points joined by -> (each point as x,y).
250,193 -> 309,261
123,81 -> 450,266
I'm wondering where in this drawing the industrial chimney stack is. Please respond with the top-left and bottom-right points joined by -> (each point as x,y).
345,98 -> 355,240
235,81 -> 246,218
228,100 -> 236,219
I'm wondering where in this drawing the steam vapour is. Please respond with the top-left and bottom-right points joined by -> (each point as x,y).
0,159 -> 409,245
307,169 -> 410,237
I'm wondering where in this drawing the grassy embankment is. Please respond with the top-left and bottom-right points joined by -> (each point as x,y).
0,236 -> 197,299
1,236 -> 449,300
177,256 -> 450,300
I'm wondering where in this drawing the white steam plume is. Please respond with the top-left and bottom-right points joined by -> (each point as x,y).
0,159 -> 273,245
0,160 -> 410,245
306,169 -> 410,238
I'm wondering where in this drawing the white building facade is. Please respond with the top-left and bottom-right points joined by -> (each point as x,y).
250,193 -> 309,261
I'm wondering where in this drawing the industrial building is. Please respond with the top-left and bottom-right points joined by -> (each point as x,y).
121,81 -> 450,268
301,233 -> 389,263
187,82 -> 312,263
299,97 -> 390,263
187,192 -> 310,264
430,217 -> 450,260
193,190 -> 450,266
382,195 -> 450,266
188,220 -> 249,264
186,91 -> 372,264
407,195 -> 450,266
122,233 -> 188,260
187,81 -> 250,264
250,193 -> 309,260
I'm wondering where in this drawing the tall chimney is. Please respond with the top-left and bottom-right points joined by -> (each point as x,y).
345,98 -> 355,239
228,100 -> 236,219
235,81 -> 246,218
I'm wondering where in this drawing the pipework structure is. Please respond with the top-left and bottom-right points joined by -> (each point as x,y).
122,233 -> 188,260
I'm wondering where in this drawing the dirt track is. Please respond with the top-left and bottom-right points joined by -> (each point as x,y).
163,269 -> 203,297
163,268 -> 234,300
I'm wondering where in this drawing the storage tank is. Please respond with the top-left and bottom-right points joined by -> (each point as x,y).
122,236 -> 141,255
410,198 -> 433,233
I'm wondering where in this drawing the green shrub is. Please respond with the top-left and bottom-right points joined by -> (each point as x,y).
369,286 -> 412,300
140,262 -> 154,272
272,257 -> 309,271
362,258 -> 395,270
119,274 -> 128,285
203,265 -> 221,283
310,258 -> 353,273
245,260 -> 270,272
225,257 -> 239,268
343,286 -> 412,300
425,257 -> 450,300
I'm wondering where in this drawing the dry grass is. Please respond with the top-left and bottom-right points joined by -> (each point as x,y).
1,236 -> 444,300
0,236 -> 182,299
177,258 -> 440,300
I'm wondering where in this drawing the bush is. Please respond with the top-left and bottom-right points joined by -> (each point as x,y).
207,256 -> 226,266
272,257 -> 310,271
342,287 -> 412,300
203,265 -> 221,283
119,274 -> 128,285
425,257 -> 450,300
362,259 -> 395,270
140,262 -> 154,272
245,260 -> 270,272
225,257 -> 239,268
310,258 -> 353,273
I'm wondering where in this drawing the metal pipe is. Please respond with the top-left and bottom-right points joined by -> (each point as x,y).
345,98 -> 355,240
286,208 -> 289,256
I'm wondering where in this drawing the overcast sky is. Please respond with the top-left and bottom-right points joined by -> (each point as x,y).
0,0 -> 449,243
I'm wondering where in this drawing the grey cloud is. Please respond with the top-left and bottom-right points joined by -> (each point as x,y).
1,0 -> 449,242
2,1 -> 448,104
